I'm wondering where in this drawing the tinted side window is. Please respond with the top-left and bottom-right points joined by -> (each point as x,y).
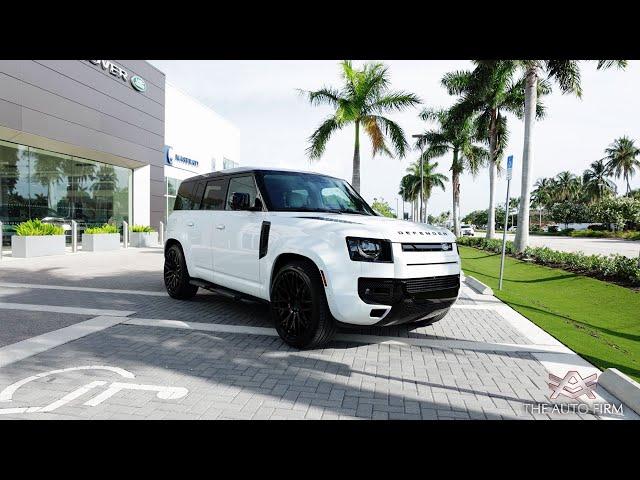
226,176 -> 258,210
202,179 -> 228,210
174,181 -> 195,210
192,181 -> 205,210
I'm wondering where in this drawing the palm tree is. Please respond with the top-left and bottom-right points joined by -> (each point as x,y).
415,107 -> 487,236
603,136 -> 640,194
398,175 -> 418,221
442,61 -> 548,239
513,60 -> 627,252
531,177 -> 555,226
402,160 -> 448,221
582,159 -> 617,202
554,171 -> 581,201
300,60 -> 421,193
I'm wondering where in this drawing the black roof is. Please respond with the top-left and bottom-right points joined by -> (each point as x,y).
181,167 -> 342,183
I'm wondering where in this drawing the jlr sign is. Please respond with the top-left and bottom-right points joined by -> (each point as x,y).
87,60 -> 147,93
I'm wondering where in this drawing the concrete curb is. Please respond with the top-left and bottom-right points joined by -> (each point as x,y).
599,369 -> 640,415
464,275 -> 494,296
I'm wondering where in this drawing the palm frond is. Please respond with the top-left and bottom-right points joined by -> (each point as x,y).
306,116 -> 343,159
362,116 -> 392,157
596,60 -> 628,70
544,60 -> 583,97
370,91 -> 421,114
373,115 -> 410,158
441,70 -> 472,95
299,86 -> 345,109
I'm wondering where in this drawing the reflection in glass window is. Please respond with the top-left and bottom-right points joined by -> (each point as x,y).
166,177 -> 183,221
0,140 -> 132,229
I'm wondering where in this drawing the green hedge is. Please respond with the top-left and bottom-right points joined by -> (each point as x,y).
15,219 -> 64,236
84,224 -> 119,234
130,225 -> 155,233
457,236 -> 640,287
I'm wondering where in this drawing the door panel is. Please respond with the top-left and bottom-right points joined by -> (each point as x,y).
212,175 -> 263,296
191,178 -> 227,281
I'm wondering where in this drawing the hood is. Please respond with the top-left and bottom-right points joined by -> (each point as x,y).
289,213 -> 456,243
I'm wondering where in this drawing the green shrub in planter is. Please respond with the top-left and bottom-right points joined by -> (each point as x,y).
15,219 -> 64,236
130,225 -> 155,233
85,224 -> 119,234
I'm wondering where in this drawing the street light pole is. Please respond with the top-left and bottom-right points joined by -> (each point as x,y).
412,134 -> 426,223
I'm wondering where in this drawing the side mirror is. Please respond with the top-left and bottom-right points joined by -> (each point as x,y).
252,198 -> 263,211
230,192 -> 251,210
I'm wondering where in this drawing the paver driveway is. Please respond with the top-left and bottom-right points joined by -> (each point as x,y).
0,248 -> 635,420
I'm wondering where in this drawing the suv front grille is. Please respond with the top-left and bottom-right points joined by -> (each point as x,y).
404,275 -> 460,293
401,242 -> 454,252
358,274 -> 460,305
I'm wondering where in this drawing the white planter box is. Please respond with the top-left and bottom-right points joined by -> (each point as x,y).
82,233 -> 120,252
129,231 -> 158,248
11,235 -> 66,258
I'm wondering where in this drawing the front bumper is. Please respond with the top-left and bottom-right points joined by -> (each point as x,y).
356,275 -> 459,326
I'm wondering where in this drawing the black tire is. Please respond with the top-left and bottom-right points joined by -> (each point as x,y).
409,308 -> 450,329
164,244 -> 199,300
270,259 -> 336,349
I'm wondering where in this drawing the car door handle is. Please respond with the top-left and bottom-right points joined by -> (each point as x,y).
216,224 -> 225,230
186,221 -> 194,227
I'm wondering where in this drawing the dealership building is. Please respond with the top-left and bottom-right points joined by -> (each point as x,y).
0,60 -> 239,233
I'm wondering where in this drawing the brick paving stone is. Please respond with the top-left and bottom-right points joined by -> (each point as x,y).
0,249 -> 635,421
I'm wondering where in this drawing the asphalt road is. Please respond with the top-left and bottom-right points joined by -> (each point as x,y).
474,232 -> 640,258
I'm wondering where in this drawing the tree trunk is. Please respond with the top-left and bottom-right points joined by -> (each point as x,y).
514,67 -> 538,252
486,134 -> 497,238
424,196 -> 428,223
487,112 -> 497,239
352,121 -> 361,193
452,149 -> 461,237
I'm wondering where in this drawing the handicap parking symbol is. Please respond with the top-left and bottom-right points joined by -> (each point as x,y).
0,366 -> 188,415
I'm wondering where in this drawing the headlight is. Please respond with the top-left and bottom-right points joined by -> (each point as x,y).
346,237 -> 393,263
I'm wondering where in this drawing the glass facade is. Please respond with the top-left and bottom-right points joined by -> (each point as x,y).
0,139 -> 132,229
223,158 -> 238,170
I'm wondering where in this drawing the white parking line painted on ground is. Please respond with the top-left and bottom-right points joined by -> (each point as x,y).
123,317 -> 574,354
0,316 -> 130,369
124,318 -> 279,338
0,302 -> 135,317
0,282 -> 167,297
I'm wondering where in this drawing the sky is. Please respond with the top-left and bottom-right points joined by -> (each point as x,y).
149,60 -> 639,219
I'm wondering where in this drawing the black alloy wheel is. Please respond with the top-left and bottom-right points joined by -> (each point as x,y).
271,260 -> 336,349
164,244 -> 198,299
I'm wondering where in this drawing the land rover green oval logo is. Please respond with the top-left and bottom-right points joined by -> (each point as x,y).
130,75 -> 147,92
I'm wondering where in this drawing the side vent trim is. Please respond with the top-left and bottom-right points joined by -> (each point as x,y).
259,221 -> 271,259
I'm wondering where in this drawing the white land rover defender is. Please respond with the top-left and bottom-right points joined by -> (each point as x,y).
164,168 -> 460,349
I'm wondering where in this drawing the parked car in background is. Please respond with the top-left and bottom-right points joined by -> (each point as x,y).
164,168 -> 461,349
41,216 -> 72,233
507,226 -> 517,232
460,224 -> 475,236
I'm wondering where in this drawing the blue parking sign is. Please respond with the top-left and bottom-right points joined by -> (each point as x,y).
506,155 -> 513,180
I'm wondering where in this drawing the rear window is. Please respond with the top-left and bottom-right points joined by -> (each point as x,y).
174,181 -> 204,210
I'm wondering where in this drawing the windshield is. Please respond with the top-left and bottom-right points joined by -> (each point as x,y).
257,171 -> 376,215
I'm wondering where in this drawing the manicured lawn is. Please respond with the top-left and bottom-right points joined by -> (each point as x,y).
459,246 -> 640,382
